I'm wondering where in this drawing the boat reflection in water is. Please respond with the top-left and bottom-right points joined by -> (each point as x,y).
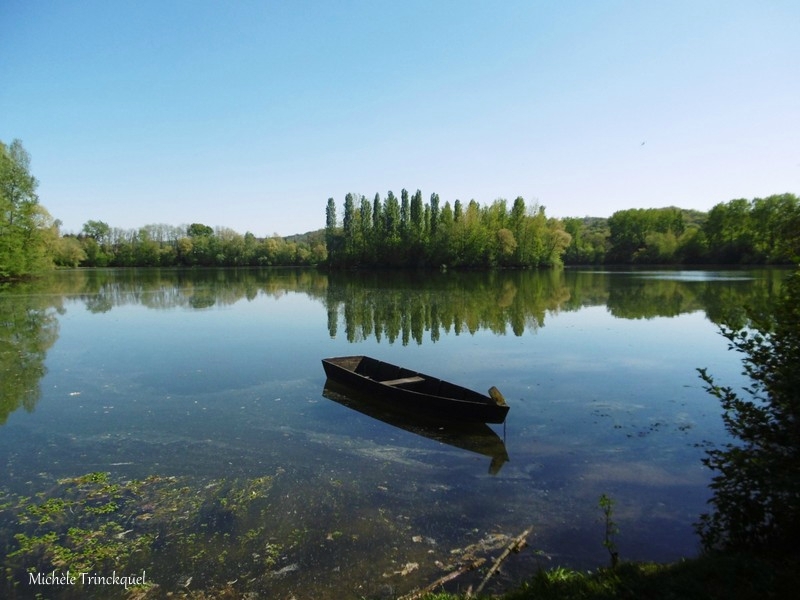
322,380 -> 510,475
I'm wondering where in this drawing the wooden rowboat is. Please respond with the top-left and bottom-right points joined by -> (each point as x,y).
321,355 -> 509,424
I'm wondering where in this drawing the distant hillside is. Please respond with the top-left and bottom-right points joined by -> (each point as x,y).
283,229 -> 325,245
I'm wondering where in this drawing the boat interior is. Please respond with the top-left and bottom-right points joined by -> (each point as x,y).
351,356 -> 476,400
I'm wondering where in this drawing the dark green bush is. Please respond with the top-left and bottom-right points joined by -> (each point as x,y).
697,268 -> 800,553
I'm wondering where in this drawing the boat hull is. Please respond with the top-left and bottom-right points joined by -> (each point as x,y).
321,356 -> 509,424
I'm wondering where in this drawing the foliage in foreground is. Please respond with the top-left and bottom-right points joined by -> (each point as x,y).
461,554 -> 800,600
697,268 -> 800,553
414,555 -> 798,600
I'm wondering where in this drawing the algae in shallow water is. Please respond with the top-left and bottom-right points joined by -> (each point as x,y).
2,471 -> 279,597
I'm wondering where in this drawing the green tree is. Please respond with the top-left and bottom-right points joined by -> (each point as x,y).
519,203 -> 548,266
359,195 -> 373,263
637,231 -> 679,263
135,227 -> 161,266
450,199 -> 465,263
343,193 -> 356,263
215,227 -> 245,266
0,140 -> 55,279
324,190 -> 572,268
400,188 -> 410,246
772,194 -> 800,262
510,197 -> 530,265
543,218 -> 572,266
408,189 -> 425,264
372,193 -> 382,232
429,193 -> 440,239
676,226 -> 708,264
82,220 -> 111,245
749,193 -> 799,263
563,218 -> 590,264
187,222 -> 214,238
703,199 -> 752,262
80,237 -> 107,267
51,235 -> 87,267
186,226 -> 218,266
496,228 -> 518,264
242,231 -> 258,265
461,200 -> 489,266
78,220 -> 113,266
324,197 -> 344,265
608,207 -> 684,263
382,191 -> 401,264
176,237 -> 194,265
436,201 -> 455,265
697,269 -> 800,553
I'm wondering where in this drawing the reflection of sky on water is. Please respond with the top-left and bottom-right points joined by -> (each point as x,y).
0,269 -> 763,596
580,269 -> 757,282
630,270 -> 755,281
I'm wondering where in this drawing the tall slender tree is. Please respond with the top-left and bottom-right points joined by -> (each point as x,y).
383,191 -> 401,263
359,195 -> 373,262
430,193 -> 440,238
343,193 -> 356,261
400,188 -> 410,247
325,197 -> 341,263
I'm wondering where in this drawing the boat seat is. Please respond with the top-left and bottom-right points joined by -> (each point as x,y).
381,376 -> 424,386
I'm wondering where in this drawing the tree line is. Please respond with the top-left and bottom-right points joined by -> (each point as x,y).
66,220 -> 327,268
562,195 -> 799,265
325,192 -> 799,269
325,191 -> 571,268
3,138 -> 799,281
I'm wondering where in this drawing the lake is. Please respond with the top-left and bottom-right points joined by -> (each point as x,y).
0,267 -> 786,598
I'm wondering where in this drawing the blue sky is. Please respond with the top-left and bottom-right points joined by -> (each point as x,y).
2,0 -> 798,237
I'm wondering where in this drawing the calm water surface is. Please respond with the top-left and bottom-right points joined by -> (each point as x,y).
0,267 -> 785,598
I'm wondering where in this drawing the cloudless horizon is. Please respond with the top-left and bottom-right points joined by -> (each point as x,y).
2,0 -> 798,237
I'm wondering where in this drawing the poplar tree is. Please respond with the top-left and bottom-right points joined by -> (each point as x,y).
383,191 -> 401,263
429,193 -> 440,238
325,197 -> 341,262
343,193 -> 356,261
359,195 -> 373,262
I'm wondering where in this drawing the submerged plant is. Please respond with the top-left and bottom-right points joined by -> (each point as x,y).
1,471 -> 278,596
599,494 -> 619,568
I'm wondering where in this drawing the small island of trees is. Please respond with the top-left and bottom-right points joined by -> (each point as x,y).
324,191 -> 571,269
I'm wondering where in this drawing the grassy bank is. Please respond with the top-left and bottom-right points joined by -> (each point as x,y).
418,553 -> 800,600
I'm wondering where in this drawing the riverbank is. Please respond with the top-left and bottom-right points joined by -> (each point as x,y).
417,552 -> 799,600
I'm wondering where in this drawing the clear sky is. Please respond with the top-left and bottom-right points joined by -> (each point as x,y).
2,0 -> 798,237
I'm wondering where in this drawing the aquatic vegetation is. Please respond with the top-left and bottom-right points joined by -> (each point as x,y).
598,494 -> 619,568
2,471 -> 278,597
1,466 -> 549,598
